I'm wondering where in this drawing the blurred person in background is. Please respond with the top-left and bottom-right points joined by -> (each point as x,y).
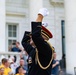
20,50 -> 28,74
9,56 -> 18,75
15,58 -> 27,75
0,58 -> 12,75
10,41 -> 23,52
0,67 -> 4,75
59,54 -> 66,75
16,66 -> 25,75
0,58 -> 6,68
51,52 -> 61,75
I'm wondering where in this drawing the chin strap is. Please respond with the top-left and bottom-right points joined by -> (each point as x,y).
35,41 -> 54,70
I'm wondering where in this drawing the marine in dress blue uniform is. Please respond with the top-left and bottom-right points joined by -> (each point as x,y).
22,8 -> 54,75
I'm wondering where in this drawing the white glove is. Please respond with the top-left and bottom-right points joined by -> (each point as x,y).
38,8 -> 49,17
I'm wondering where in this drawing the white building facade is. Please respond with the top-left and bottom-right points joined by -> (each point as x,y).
0,0 -> 76,75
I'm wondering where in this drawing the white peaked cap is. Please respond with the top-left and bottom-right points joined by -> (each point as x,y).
42,22 -> 48,27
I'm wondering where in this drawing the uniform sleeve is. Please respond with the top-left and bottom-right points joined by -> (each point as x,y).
21,31 -> 34,54
31,22 -> 52,55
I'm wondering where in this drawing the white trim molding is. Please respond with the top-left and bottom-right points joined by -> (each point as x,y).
49,0 -> 64,6
6,12 -> 26,17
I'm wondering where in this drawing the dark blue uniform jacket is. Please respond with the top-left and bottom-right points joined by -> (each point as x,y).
22,22 -> 53,75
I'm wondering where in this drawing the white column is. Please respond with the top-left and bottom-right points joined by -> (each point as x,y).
29,0 -> 43,21
0,0 -> 6,52
64,0 -> 76,75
